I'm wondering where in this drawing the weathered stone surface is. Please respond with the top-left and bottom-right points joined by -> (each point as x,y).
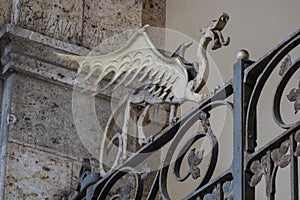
8,25 -> 89,55
18,0 -> 83,45
9,73 -> 113,159
83,0 -> 143,49
142,0 -> 166,28
0,0 -> 11,27
5,142 -> 72,199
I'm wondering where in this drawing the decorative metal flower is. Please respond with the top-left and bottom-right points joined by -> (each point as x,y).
249,155 -> 269,187
250,140 -> 290,187
287,79 -> 300,114
270,140 -> 290,168
203,187 -> 217,200
223,181 -> 234,200
294,130 -> 300,157
188,148 -> 204,179
279,54 -> 292,76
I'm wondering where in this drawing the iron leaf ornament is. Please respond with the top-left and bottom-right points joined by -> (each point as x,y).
188,148 -> 204,179
294,130 -> 300,157
249,141 -> 290,198
249,155 -> 269,187
279,54 -> 292,76
203,187 -> 217,200
223,181 -> 234,200
287,79 -> 300,114
270,140 -> 290,168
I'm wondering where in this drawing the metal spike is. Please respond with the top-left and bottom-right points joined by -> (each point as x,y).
160,80 -> 168,87
172,41 -> 193,58
99,70 -> 126,92
99,62 -> 131,91
139,67 -> 153,82
154,70 -> 167,85
148,85 -> 156,93
160,72 -> 173,87
153,87 -> 162,96
114,70 -> 135,88
153,74 -> 163,85
158,85 -> 172,99
149,69 -> 160,79
124,65 -> 147,87
164,85 -> 172,92
93,67 -> 115,86
165,70 -> 175,80
153,79 -> 160,85
166,93 -> 174,100
170,76 -> 179,84
158,91 -> 168,99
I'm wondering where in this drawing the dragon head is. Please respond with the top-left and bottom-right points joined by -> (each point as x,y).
200,12 -> 230,50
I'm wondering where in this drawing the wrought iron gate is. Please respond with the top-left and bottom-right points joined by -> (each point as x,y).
68,28 -> 300,200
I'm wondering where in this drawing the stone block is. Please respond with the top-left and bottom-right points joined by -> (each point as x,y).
82,0 -> 143,49
9,73 -> 113,159
18,0 -> 83,45
5,142 -> 72,199
0,0 -> 11,27
142,0 -> 166,28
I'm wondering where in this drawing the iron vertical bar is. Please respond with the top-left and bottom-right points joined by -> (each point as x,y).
0,73 -> 14,199
232,58 -> 245,200
266,150 -> 275,200
217,182 -> 223,200
290,134 -> 299,200
232,56 -> 254,200
244,81 -> 257,153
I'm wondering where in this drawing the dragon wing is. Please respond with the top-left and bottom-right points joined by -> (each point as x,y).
58,25 -> 189,100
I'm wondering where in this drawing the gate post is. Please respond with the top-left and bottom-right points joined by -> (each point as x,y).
232,50 -> 255,200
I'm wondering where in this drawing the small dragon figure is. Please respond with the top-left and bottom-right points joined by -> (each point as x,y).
58,13 -> 230,175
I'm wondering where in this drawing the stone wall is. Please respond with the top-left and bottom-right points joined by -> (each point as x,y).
0,0 -> 166,199
0,0 -> 11,27
13,0 -> 166,49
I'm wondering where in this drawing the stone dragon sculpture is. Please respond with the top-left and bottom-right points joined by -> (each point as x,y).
58,13 -> 230,175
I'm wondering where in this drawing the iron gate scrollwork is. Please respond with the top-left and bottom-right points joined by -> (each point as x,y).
66,17 -> 300,200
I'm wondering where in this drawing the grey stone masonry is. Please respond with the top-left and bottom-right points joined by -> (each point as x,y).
0,0 -> 11,27
15,0 -> 166,49
0,0 -> 166,198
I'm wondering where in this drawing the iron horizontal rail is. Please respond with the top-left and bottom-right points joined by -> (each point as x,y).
245,122 -> 300,168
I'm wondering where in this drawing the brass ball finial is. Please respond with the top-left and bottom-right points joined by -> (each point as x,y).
237,49 -> 249,60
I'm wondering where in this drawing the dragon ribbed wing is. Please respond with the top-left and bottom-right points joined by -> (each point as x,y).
58,26 -> 189,100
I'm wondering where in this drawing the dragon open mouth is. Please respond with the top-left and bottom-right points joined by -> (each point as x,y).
210,13 -> 230,50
